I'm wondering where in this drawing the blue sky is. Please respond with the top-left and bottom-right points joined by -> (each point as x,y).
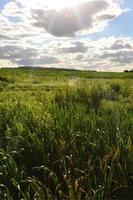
0,0 -> 133,71
107,0 -> 133,37
0,0 -> 9,9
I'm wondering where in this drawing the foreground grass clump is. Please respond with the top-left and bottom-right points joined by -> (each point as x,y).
0,69 -> 133,199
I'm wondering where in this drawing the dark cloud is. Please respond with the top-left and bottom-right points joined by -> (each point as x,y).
0,45 -> 37,60
0,34 -> 12,40
18,56 -> 59,66
110,40 -> 132,50
61,41 -> 88,53
102,39 -> 133,51
98,39 -> 133,65
100,50 -> 133,64
76,54 -> 83,60
0,45 -> 59,66
31,0 -> 108,36
111,56 -> 133,64
98,14 -> 117,21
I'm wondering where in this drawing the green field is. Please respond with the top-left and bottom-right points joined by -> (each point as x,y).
0,68 -> 133,199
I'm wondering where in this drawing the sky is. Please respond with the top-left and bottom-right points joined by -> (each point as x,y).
0,0 -> 133,71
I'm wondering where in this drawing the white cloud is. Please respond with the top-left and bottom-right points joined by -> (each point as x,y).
0,59 -> 18,68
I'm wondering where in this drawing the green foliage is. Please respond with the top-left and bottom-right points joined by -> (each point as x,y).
0,69 -> 133,199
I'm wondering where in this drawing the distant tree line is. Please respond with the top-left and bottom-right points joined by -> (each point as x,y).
124,69 -> 133,72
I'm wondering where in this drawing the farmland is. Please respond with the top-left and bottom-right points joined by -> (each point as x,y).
0,68 -> 133,199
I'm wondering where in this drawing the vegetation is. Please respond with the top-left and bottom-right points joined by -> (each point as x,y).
0,68 -> 133,199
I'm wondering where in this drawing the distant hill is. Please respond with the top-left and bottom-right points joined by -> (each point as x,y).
19,66 -> 96,72
19,66 -> 43,70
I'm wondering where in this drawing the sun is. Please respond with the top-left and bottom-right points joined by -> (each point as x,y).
47,0 -> 83,11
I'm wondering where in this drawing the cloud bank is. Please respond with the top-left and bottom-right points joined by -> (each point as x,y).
0,0 -> 132,71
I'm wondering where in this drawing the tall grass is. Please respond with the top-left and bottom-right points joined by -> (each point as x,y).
0,69 -> 133,199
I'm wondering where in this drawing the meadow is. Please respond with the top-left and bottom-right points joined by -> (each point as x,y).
0,68 -> 133,199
